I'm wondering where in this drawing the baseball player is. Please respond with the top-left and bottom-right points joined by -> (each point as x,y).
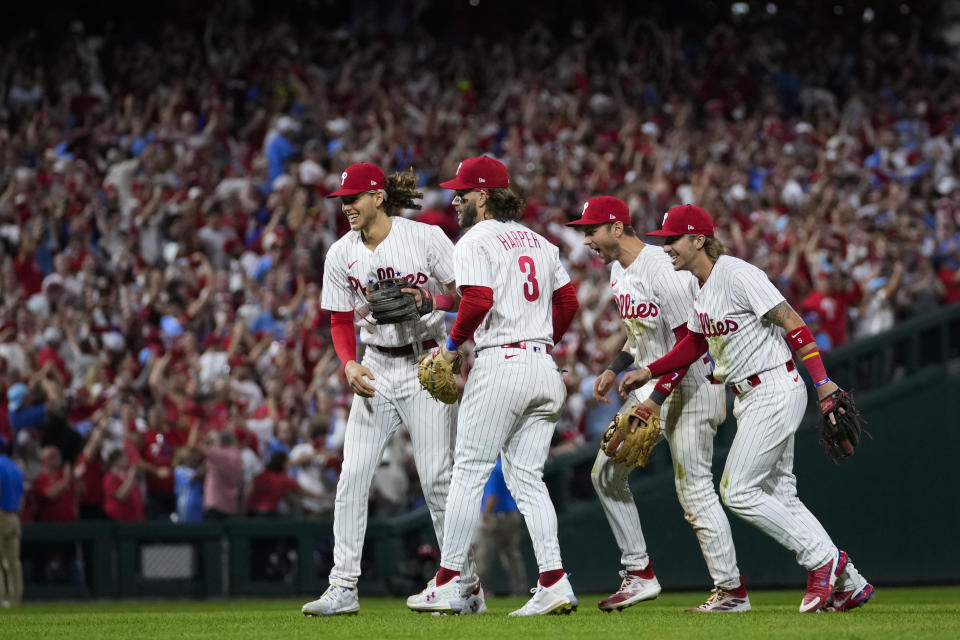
408,156 -> 581,616
567,196 -> 747,613
625,204 -> 874,613
301,163 -> 482,616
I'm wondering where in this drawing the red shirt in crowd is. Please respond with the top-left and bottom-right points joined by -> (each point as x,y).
76,451 -> 104,508
36,346 -> 72,386
31,468 -> 77,522
939,266 -> 960,305
246,470 -> 300,514
102,471 -> 145,522
141,428 -> 186,496
801,286 -> 860,348
13,252 -> 43,297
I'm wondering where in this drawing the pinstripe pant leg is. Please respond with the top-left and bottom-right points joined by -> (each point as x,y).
328,356 -> 401,588
666,383 -> 740,589
500,416 -> 563,573
397,371 -> 456,556
720,371 -> 834,570
590,450 -> 650,571
499,355 -> 566,573
439,355 -> 518,573
762,436 -> 836,553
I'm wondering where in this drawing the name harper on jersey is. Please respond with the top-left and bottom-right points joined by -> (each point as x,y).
496,230 -> 542,251
698,312 -> 739,337
614,295 -> 659,319
348,269 -> 429,296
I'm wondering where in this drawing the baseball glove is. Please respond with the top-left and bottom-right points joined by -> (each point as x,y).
601,404 -> 662,467
818,388 -> 869,462
367,277 -> 421,324
417,348 -> 463,404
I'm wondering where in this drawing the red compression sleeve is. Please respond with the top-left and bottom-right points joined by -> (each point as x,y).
329,311 -> 357,366
647,330 -> 708,377
651,325 -> 695,401
448,285 -> 493,346
551,282 -> 579,344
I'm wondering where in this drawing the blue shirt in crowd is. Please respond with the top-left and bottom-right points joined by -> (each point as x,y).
174,466 -> 205,523
0,454 -> 25,512
482,458 -> 518,514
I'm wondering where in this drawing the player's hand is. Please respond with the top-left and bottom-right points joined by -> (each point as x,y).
593,369 -> 617,402
401,287 -> 425,310
439,345 -> 458,364
639,397 -> 661,419
155,466 -> 171,479
815,379 -> 842,425
345,360 -> 376,397
619,367 -> 652,397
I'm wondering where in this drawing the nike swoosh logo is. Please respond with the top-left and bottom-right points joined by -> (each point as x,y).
611,281 -> 617,287
505,354 -> 518,359
790,330 -> 803,339
793,375 -> 800,382
348,260 -> 358,269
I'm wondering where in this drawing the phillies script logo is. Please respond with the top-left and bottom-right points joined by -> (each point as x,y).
348,270 -> 429,295
698,312 -> 739,337
615,295 -> 658,319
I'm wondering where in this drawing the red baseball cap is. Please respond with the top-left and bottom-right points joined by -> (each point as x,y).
647,204 -> 715,237
327,163 -> 386,197
566,196 -> 630,226
440,156 -> 509,190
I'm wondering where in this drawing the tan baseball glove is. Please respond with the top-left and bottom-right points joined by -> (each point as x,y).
417,348 -> 463,404
601,404 -> 662,467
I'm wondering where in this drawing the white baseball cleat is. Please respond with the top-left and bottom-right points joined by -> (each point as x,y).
301,584 -> 360,616
406,577 -> 436,609
598,570 -> 662,611
462,583 -> 487,615
407,574 -> 478,614
509,574 -> 578,616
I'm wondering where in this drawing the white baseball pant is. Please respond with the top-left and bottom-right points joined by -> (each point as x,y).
720,363 -> 837,570
440,345 -> 566,579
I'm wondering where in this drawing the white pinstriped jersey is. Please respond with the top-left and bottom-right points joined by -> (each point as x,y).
321,217 -> 455,347
686,255 -> 791,384
610,248 -> 711,389
454,219 -> 571,349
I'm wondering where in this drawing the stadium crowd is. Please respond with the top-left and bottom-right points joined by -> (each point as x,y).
1,0 -> 960,531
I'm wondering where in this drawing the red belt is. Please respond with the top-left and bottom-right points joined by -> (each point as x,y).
730,360 -> 795,396
500,341 -> 552,354
370,339 -> 438,357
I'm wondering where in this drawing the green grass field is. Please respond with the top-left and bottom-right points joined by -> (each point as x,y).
3,587 -> 959,639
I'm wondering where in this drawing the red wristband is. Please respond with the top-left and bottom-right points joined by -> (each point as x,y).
786,326 -> 816,351
432,293 -> 454,311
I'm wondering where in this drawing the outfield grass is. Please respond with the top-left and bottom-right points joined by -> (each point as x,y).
3,586 -> 959,639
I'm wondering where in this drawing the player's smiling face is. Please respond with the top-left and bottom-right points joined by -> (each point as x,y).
581,224 -> 619,264
662,234 -> 698,271
340,191 -> 381,231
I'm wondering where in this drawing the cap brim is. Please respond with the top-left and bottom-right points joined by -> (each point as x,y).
326,187 -> 369,198
565,218 -> 602,227
439,178 -> 472,190
646,229 -> 714,237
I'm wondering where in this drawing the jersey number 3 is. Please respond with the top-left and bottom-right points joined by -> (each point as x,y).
518,256 -> 540,302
